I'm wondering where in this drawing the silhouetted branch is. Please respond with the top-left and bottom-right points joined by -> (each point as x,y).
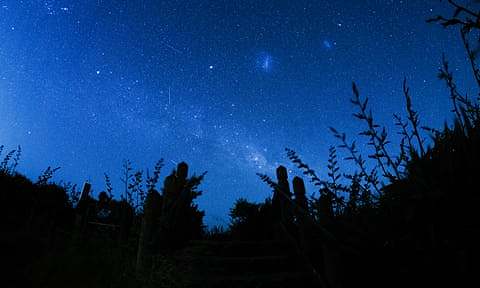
104,173 -> 114,200
285,148 -> 326,188
351,82 -> 401,181
0,149 -> 16,173
37,166 -> 61,185
439,56 -> 469,126
447,0 -> 479,18
146,159 -> 164,193
403,79 -> 425,156
327,146 -> 343,193
120,159 -> 134,202
393,113 -> 413,167
329,127 -> 382,195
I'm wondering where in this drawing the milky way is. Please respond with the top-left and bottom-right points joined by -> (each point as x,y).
0,0 -> 475,225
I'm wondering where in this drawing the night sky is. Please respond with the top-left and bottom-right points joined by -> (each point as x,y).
0,0 -> 475,225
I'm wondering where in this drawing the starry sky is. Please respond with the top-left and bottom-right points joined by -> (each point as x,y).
0,0 -> 476,225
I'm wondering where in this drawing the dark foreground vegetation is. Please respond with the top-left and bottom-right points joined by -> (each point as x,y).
2,2 -> 480,287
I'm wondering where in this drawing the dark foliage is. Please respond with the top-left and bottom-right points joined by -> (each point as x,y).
1,154 -> 205,288
228,198 -> 275,240
243,2 -> 480,287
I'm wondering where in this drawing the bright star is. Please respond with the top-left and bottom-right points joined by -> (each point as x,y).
262,55 -> 271,71
257,52 -> 274,72
323,40 -> 333,49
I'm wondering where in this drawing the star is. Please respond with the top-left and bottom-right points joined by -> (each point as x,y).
257,52 -> 274,72
262,55 -> 272,71
323,40 -> 333,49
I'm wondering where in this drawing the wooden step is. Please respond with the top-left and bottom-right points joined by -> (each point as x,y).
189,255 -> 305,275
191,271 -> 320,288
176,240 -> 321,288
186,240 -> 295,257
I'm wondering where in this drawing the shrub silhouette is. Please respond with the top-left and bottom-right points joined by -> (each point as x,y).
244,2 -> 480,287
228,197 -> 274,240
1,153 -> 206,287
